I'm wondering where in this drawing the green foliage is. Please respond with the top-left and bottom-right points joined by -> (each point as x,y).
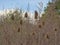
44,1 -> 51,13
48,1 -> 52,5
55,0 -> 60,15
44,0 -> 60,15
55,0 -> 60,10
41,13 -> 47,21
44,7 -> 48,13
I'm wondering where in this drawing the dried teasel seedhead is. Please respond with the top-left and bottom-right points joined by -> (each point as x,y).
45,34 -> 49,39
20,19 -> 23,25
25,12 -> 28,18
39,24 -> 42,28
32,32 -> 35,35
18,28 -> 20,32
46,35 -> 49,39
34,10 -> 38,19
54,28 -> 57,32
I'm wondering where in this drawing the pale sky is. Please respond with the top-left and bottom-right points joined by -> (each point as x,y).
0,0 -> 50,12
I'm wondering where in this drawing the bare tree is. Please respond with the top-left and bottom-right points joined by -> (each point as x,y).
37,1 -> 43,20
37,2 -> 43,14
27,2 -> 30,12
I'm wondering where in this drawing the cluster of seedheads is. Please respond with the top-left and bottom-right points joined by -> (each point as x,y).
24,10 -> 39,20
